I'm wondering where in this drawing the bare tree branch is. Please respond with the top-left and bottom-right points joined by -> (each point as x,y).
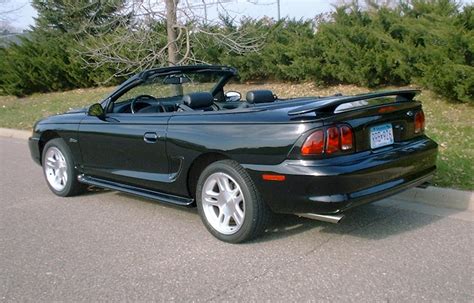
0,0 -> 26,26
71,0 -> 267,82
332,0 -> 399,10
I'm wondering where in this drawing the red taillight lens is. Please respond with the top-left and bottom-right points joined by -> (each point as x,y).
414,111 -> 425,134
340,125 -> 354,150
325,127 -> 340,154
301,125 -> 354,156
301,130 -> 324,155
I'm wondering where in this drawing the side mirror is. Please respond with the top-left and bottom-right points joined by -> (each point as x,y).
88,103 -> 105,118
225,91 -> 241,102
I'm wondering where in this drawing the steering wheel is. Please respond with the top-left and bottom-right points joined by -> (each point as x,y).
130,94 -> 166,114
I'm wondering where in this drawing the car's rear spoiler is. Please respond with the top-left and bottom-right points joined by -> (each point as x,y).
287,89 -> 421,116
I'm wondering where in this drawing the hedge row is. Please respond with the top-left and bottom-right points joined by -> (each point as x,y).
0,1 -> 472,102
215,2 -> 473,103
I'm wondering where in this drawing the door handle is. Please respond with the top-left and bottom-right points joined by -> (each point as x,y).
143,132 -> 158,143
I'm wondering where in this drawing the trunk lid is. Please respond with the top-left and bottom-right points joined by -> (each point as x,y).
321,100 -> 423,152
285,90 -> 424,154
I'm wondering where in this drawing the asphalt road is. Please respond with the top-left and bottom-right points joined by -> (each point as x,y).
1,137 -> 473,302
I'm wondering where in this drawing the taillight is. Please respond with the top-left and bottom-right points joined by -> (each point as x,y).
325,127 -> 340,154
414,111 -> 425,134
301,130 -> 324,155
340,125 -> 354,150
301,125 -> 354,156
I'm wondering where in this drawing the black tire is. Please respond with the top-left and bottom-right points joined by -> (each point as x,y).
196,160 -> 271,243
41,138 -> 86,197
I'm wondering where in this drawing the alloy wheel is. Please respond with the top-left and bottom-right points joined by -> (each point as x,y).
44,147 -> 68,191
201,172 -> 245,235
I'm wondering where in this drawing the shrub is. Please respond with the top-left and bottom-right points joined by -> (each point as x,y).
0,0 -> 472,103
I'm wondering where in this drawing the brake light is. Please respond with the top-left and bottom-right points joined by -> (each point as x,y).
301,125 -> 354,156
414,111 -> 425,134
301,130 -> 324,155
325,127 -> 340,154
340,125 -> 354,150
378,106 -> 397,113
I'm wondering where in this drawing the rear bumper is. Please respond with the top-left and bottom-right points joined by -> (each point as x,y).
244,136 -> 438,215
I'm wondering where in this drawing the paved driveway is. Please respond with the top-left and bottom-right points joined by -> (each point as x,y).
1,137 -> 472,302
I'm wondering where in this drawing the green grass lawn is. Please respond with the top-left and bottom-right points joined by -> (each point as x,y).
0,83 -> 472,190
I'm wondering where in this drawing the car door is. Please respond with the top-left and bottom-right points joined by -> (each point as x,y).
78,112 -> 171,192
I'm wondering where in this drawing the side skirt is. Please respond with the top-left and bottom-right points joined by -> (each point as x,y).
78,175 -> 194,207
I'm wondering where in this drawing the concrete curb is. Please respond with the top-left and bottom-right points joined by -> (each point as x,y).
1,127 -> 473,212
0,128 -> 30,140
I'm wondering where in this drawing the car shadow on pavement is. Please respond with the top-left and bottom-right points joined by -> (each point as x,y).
253,202 -> 446,243
90,190 -> 449,243
113,192 -> 199,215
80,186 -> 112,197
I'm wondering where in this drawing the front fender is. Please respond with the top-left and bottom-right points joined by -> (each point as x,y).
28,114 -> 85,169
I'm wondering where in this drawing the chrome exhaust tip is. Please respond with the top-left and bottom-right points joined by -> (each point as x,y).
296,213 -> 345,224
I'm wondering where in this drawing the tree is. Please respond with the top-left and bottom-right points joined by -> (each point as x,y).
333,0 -> 399,10
165,0 -> 179,66
0,0 -> 128,96
29,0 -> 128,84
31,0 -> 126,34
73,0 -> 265,80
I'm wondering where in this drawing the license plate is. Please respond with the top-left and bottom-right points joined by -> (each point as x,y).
370,123 -> 394,149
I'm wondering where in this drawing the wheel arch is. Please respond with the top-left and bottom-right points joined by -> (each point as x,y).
39,130 -> 61,164
187,152 -> 230,199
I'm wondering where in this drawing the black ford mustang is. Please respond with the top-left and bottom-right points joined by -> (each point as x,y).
29,65 -> 438,243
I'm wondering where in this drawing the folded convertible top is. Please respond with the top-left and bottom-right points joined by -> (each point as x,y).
287,89 -> 421,116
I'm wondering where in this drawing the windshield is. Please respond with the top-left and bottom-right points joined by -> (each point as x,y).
116,70 -> 229,103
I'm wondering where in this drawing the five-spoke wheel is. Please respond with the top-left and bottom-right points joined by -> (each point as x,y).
42,138 -> 86,197
196,160 -> 271,243
44,146 -> 68,191
201,172 -> 245,235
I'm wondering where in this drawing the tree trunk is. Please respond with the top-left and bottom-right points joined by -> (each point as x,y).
165,0 -> 179,66
165,0 -> 183,95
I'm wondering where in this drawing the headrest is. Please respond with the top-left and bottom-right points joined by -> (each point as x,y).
182,92 -> 214,109
246,90 -> 275,104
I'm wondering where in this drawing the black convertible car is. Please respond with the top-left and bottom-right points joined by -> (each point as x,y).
29,65 -> 438,243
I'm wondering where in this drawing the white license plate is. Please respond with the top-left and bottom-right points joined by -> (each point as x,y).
370,123 -> 394,149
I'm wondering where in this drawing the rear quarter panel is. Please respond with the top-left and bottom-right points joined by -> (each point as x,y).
165,110 -> 323,195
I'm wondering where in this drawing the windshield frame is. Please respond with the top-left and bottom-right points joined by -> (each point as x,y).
102,65 -> 237,110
